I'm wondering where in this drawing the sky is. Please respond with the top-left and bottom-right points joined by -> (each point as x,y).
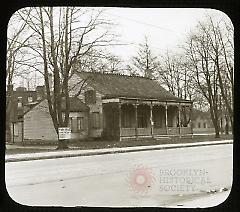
9,7 -> 231,89
100,8 -> 230,62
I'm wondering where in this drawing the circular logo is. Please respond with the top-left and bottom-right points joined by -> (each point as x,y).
126,164 -> 155,195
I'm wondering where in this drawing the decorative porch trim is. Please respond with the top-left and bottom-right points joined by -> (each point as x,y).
102,98 -> 120,103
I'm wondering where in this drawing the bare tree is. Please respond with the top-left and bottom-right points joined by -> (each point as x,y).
6,10 -> 33,142
205,15 -> 233,126
75,49 -> 124,74
17,7 -> 116,149
158,51 -> 183,98
131,36 -> 159,79
104,54 -> 124,73
184,24 -> 220,137
183,14 -> 233,137
157,50 -> 197,126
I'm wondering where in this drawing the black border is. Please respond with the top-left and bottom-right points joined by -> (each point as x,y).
1,0 -> 239,212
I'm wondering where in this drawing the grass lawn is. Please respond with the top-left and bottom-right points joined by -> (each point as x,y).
5,134 -> 233,155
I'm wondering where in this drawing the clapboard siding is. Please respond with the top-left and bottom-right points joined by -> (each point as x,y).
24,101 -> 58,140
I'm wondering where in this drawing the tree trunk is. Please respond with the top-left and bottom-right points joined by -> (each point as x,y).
225,115 -> 229,135
56,139 -> 68,150
213,119 -> 220,138
215,130 -> 220,138
209,107 -> 220,138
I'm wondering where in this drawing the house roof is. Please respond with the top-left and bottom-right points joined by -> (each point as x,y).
23,97 -> 88,117
62,96 -> 89,112
76,71 -> 191,102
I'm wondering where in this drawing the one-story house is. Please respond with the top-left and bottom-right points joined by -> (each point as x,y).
12,97 -> 89,142
12,71 -> 194,142
68,71 -> 193,141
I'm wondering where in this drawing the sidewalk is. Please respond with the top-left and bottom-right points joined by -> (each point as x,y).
5,139 -> 233,163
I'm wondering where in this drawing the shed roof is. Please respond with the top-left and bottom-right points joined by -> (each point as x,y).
76,71 -> 191,102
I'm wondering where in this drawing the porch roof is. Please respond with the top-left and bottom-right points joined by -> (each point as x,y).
76,71 -> 192,103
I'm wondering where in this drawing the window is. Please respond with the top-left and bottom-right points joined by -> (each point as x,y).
92,112 -> 100,129
17,97 -> 22,108
198,123 -> 201,128
70,117 -> 85,132
203,123 -> 207,128
85,90 -> 96,104
77,117 -> 84,131
28,96 -> 33,102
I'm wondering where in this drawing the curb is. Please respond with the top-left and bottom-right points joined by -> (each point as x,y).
5,140 -> 233,163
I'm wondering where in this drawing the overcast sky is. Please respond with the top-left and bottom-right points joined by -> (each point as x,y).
10,7 -> 231,89
100,8 -> 230,61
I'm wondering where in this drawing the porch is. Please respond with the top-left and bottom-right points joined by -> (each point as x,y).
102,98 -> 193,141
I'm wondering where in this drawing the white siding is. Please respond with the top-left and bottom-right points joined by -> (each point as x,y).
24,100 -> 58,141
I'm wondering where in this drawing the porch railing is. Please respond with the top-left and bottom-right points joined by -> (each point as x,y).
121,128 -> 136,137
180,127 -> 192,134
153,128 -> 167,135
168,127 -> 179,135
137,128 -> 151,136
120,127 -> 192,137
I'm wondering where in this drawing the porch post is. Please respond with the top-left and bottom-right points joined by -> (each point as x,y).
134,103 -> 138,140
12,123 -> 15,144
150,102 -> 154,138
21,121 -> 24,145
178,103 -> 181,138
165,102 -> 168,134
119,102 -> 122,141
190,103 -> 193,138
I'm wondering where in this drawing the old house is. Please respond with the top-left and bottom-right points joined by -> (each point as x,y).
191,109 -> 215,134
6,85 -> 45,143
13,97 -> 89,142
69,71 -> 193,141
10,72 -> 194,143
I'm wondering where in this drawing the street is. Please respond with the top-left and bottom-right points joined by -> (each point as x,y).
5,143 -> 233,207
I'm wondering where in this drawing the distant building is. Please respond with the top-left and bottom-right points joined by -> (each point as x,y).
6,85 -> 45,142
191,109 -> 215,134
